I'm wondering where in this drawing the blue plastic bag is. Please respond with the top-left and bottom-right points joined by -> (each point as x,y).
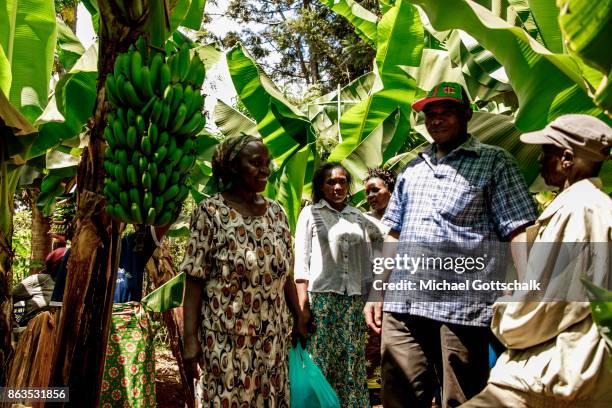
288,344 -> 340,408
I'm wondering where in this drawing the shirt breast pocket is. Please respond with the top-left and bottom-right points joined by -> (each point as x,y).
437,181 -> 486,226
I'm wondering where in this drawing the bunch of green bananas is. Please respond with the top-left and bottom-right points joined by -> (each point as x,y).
103,35 -> 205,226
50,198 -> 76,236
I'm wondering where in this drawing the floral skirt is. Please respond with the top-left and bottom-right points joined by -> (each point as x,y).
309,292 -> 369,407
100,302 -> 156,408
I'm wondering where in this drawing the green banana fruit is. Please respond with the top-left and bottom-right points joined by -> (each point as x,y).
126,126 -> 138,149
140,67 -> 154,99
149,53 -> 163,93
178,46 -> 190,82
149,162 -> 158,179
146,208 -> 156,225
143,191 -> 153,209
136,115 -> 146,135
130,187 -> 142,208
131,203 -> 143,224
157,173 -> 168,191
159,63 -> 171,92
114,203 -> 130,223
141,136 -> 152,156
170,104 -> 188,132
156,211 -> 172,226
148,122 -> 158,146
127,165 -> 138,186
124,81 -> 145,108
142,172 -> 152,190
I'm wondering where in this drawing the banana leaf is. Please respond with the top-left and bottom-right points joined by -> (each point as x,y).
329,0 -> 423,164
213,100 -> 260,138
341,109 -> 400,192
170,0 -> 207,32
0,0 -> 57,123
409,0 -> 609,130
523,0 -> 563,53
226,44 -> 312,164
142,272 -> 185,312
0,88 -> 36,163
32,45 -> 98,160
317,0 -> 379,47
37,165 -> 77,215
307,72 -> 376,137
557,0 -> 612,112
267,143 -> 312,233
56,16 -> 85,72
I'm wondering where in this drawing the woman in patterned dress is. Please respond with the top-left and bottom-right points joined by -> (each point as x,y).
181,135 -> 306,407
294,162 -> 382,407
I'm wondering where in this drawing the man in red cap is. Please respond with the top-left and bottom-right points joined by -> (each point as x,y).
365,81 -> 538,407
462,114 -> 612,407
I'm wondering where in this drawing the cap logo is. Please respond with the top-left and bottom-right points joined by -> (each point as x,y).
443,86 -> 455,94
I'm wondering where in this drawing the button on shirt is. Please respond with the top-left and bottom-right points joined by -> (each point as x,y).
382,136 -> 538,326
294,200 -> 382,296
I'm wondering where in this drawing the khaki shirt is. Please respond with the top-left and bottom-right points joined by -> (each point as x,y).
490,178 -> 612,406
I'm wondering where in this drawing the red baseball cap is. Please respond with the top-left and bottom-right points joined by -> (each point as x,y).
412,82 -> 469,112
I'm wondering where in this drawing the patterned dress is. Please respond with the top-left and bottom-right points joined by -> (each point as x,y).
180,194 -> 293,407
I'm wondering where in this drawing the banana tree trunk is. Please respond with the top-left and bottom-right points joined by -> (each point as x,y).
47,4 -> 134,405
28,187 -> 52,275
0,229 -> 12,387
0,140 -> 24,385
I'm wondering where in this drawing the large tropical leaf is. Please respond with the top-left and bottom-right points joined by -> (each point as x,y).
213,100 -> 260,138
142,272 -> 185,312
36,165 -> 76,215
557,0 -> 612,112
329,0 -> 423,163
267,144 -> 312,233
307,72 -> 376,137
0,0 -> 57,123
32,45 -> 98,159
409,0 -> 608,130
56,16 -> 85,72
341,109 -> 399,187
226,44 -> 312,164
523,0 -> 563,53
317,0 -> 378,47
0,88 -> 36,163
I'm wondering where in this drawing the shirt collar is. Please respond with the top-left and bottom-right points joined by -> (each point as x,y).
420,135 -> 482,161
314,199 -> 361,215
538,178 -> 604,221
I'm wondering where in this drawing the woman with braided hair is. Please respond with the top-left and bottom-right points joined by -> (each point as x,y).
181,134 -> 306,407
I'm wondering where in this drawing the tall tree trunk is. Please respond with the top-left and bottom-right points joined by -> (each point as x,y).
47,3 -> 133,405
28,187 -> 52,275
0,136 -> 23,385
0,229 -> 12,387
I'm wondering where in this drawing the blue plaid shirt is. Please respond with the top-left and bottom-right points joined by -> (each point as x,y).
381,136 -> 537,326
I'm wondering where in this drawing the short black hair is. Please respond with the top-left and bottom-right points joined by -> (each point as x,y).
312,162 -> 352,203
364,168 -> 396,193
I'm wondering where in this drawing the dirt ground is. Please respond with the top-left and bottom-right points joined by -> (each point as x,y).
156,348 -> 186,408
154,348 -> 385,407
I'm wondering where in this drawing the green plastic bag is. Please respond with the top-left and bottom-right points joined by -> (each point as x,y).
288,344 -> 340,408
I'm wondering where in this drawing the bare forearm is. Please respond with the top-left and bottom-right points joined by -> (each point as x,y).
509,229 -> 529,281
284,278 -> 301,319
183,274 -> 203,340
295,280 -> 309,311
